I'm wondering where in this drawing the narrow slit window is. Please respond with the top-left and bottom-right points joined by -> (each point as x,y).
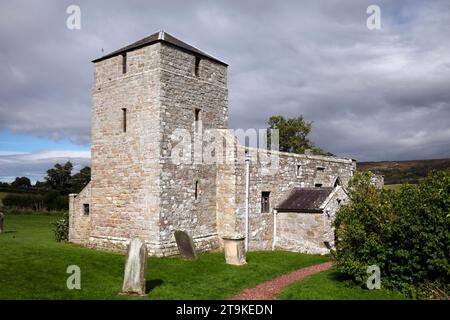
194,180 -> 199,200
296,165 -> 301,177
122,108 -> 127,132
317,166 -> 325,171
194,108 -> 201,132
194,56 -> 201,77
122,53 -> 127,74
315,183 -> 323,188
261,192 -> 270,213
83,204 -> 90,216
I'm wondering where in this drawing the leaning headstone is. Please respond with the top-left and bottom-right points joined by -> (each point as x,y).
122,238 -> 148,296
174,230 -> 197,260
0,212 -> 4,234
223,235 -> 247,266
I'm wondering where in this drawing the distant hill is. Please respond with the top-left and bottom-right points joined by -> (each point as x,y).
357,158 -> 450,185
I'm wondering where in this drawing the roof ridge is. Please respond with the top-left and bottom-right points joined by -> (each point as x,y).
92,30 -> 227,65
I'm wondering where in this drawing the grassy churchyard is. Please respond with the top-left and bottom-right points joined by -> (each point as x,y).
0,213 -> 406,300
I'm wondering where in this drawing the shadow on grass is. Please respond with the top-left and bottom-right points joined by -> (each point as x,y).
145,279 -> 164,294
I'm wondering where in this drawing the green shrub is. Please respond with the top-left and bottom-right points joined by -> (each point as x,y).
333,170 -> 450,298
54,213 -> 69,242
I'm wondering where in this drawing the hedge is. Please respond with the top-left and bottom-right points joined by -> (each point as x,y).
2,191 -> 68,211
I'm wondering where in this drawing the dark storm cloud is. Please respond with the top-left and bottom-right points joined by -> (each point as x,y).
0,0 -> 449,161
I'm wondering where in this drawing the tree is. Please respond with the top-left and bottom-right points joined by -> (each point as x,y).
267,115 -> 333,156
70,166 -> 91,193
334,170 -> 450,298
11,177 -> 31,189
45,161 -> 73,195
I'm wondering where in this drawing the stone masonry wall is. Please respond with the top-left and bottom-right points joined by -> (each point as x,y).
156,43 -> 228,255
217,142 -> 355,251
69,182 -> 92,245
88,44 -> 163,254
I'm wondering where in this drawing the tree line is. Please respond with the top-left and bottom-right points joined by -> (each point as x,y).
0,161 -> 90,212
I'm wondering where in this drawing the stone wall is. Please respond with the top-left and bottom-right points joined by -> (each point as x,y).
88,44 -> 163,253
276,212 -> 326,254
156,43 -> 228,255
69,182 -> 92,245
216,141 -> 355,251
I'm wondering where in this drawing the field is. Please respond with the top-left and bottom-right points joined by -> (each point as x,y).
0,213 -> 406,300
358,158 -> 450,185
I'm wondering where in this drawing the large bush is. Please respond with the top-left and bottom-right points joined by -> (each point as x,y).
333,170 -> 449,298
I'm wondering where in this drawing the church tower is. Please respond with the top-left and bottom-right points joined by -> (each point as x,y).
69,31 -> 228,256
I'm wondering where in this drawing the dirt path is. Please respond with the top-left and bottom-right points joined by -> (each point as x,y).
230,261 -> 333,300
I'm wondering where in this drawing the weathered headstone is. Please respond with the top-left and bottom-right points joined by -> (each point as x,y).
223,235 -> 247,266
174,230 -> 197,260
122,238 -> 148,296
0,212 -> 4,234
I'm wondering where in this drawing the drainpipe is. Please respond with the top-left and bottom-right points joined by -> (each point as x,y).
272,209 -> 278,250
244,152 -> 251,252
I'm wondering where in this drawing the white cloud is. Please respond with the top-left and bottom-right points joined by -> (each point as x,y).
0,149 -> 91,183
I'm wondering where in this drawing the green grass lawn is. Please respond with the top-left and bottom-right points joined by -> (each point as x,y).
0,214 -> 330,300
277,269 -> 406,300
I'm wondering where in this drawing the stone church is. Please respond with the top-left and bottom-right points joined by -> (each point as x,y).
69,31 -> 356,256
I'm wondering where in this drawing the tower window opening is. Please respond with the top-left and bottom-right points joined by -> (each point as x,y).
194,180 -> 199,200
194,56 -> 201,77
83,204 -> 90,216
122,53 -> 127,74
122,108 -> 127,132
194,108 -> 201,132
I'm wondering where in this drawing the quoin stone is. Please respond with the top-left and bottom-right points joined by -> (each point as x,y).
68,30 -> 356,257
223,236 -> 247,266
174,230 -> 198,260
122,238 -> 148,296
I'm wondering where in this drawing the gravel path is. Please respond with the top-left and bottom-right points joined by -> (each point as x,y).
230,261 -> 333,300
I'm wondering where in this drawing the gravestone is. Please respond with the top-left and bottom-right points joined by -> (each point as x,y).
223,235 -> 247,266
122,238 -> 148,296
174,230 -> 197,260
0,212 -> 4,234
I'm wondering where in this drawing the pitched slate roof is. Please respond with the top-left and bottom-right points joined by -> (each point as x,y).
275,187 -> 334,213
92,30 -> 227,65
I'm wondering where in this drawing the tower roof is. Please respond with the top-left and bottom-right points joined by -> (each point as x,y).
92,30 -> 227,66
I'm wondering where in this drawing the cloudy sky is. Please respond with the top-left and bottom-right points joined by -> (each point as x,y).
1,0 -> 449,182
